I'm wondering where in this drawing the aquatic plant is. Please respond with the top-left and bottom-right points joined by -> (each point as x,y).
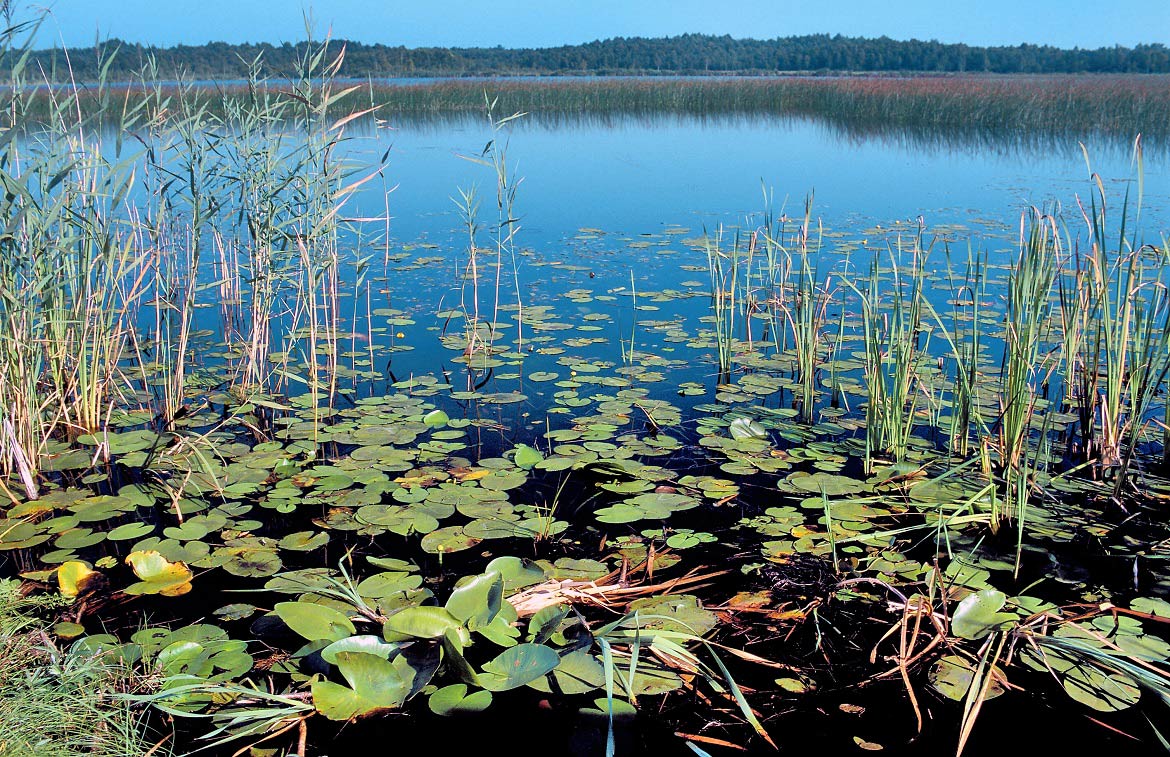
0,579 -> 166,757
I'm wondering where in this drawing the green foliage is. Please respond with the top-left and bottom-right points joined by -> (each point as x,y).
14,34 -> 1170,81
0,580 -> 166,757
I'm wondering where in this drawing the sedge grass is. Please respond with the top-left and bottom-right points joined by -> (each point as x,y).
21,75 -> 1170,143
0,580 -> 166,757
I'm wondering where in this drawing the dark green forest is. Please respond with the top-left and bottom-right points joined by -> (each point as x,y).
13,33 -> 1170,81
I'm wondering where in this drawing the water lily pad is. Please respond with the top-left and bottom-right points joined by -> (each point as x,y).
1062,664 -> 1141,712
428,683 -> 493,715
278,531 -> 330,551
513,444 -> 543,470
626,594 -> 717,635
729,417 -> 767,440
274,601 -> 356,643
312,651 -> 409,720
384,606 -> 462,639
528,648 -> 606,695
951,589 -> 1016,640
928,655 -> 1005,701
57,561 -> 99,598
478,643 -> 561,691
420,526 -> 481,555
107,522 -> 156,541
788,472 -> 868,496
321,635 -> 400,664
221,548 -> 283,577
214,603 -> 257,622
124,551 -> 194,597
423,410 -> 450,429
445,571 -> 504,628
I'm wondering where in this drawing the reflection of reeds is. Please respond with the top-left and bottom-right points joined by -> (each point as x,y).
33,74 -> 1170,149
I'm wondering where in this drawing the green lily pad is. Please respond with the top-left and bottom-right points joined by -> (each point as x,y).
124,551 -> 194,597
274,601 -> 356,643
1062,664 -> 1141,712
445,571 -> 504,629
428,683 -> 493,715
312,651 -> 410,721
321,635 -> 400,664
420,526 -> 481,555
729,417 -> 767,440
478,643 -> 561,691
107,522 -> 156,541
951,589 -> 1016,640
928,655 -> 1005,701
513,444 -> 544,470
424,410 -> 450,429
384,606 -> 462,639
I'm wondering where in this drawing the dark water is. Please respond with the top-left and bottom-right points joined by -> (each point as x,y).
12,111 -> 1170,756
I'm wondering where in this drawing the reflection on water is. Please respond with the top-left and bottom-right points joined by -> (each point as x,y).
332,110 -> 1167,251
379,109 -> 1164,164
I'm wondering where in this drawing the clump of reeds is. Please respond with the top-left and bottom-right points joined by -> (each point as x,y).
0,19 -> 387,488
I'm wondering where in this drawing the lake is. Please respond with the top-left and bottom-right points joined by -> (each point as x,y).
355,112 -> 1168,248
6,92 -> 1170,757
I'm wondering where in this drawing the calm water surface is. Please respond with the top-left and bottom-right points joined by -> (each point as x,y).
350,114 -> 1169,249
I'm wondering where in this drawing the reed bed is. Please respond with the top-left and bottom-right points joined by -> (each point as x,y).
698,156 -> 1168,550
15,74 -> 1170,142
0,31 -> 392,487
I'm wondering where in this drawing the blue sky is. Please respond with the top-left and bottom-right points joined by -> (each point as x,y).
32,0 -> 1170,49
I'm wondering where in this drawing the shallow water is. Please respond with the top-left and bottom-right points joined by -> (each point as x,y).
7,110 -> 1170,756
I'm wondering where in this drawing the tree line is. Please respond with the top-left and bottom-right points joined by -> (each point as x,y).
13,33 -> 1170,81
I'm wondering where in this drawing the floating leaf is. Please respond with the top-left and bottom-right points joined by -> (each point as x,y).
424,410 -> 450,429
124,551 -> 194,597
420,526 -> 481,555
385,606 -> 463,639
428,683 -> 493,716
928,655 -> 1005,701
478,643 -> 561,691
214,603 -> 257,622
53,621 -> 86,639
729,417 -> 767,440
57,561 -> 99,598
513,444 -> 543,470
1062,664 -> 1141,712
445,570 -> 503,628
950,589 -> 1016,640
107,522 -> 155,541
485,556 -> 546,591
321,635 -> 400,664
312,651 -> 409,721
274,601 -> 356,643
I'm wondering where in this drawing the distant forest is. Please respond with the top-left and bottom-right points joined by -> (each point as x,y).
13,33 -> 1170,81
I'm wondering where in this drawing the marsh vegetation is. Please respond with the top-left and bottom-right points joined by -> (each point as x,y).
2,25 -> 1170,757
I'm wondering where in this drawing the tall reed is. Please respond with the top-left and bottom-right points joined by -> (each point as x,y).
704,226 -> 743,380
849,235 -> 931,474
